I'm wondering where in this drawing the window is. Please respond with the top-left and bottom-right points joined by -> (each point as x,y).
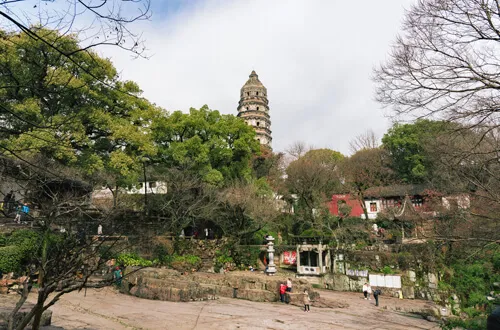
370,202 -> 377,212
256,107 -> 260,111
257,138 -> 260,143
247,92 -> 250,96
256,122 -> 260,126
246,107 -> 249,111
256,91 -> 259,95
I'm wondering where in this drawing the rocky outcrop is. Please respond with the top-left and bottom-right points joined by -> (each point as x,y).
122,268 -> 349,309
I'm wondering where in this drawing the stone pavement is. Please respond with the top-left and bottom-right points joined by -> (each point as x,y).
41,288 -> 440,330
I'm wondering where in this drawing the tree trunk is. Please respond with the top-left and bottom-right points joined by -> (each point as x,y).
31,231 -> 49,329
7,281 -> 29,330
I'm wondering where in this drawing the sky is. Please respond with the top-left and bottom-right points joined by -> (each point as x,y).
5,0 -> 416,155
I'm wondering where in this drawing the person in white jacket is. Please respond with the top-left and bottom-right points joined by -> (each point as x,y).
362,282 -> 372,300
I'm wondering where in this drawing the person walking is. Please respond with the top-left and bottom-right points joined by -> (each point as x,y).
279,283 -> 286,303
97,224 -> 103,235
362,282 -> 372,300
373,288 -> 381,306
286,278 -> 293,292
303,289 -> 311,312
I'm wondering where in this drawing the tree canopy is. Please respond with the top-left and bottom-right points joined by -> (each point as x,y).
0,28 -> 161,187
152,105 -> 260,186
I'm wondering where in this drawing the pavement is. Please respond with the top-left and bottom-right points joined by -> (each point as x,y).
40,288 -> 440,330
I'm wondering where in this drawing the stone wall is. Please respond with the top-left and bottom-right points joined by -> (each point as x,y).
122,267 -> 328,307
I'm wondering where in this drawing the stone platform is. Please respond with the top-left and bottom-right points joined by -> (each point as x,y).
122,268 -> 348,309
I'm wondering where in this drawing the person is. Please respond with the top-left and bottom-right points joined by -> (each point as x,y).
279,283 -> 287,303
373,288 -> 381,306
97,224 -> 103,235
3,191 -> 13,213
113,266 -> 123,286
14,203 -> 22,223
363,282 -> 372,300
303,289 -> 311,312
286,278 -> 293,292
21,203 -> 30,221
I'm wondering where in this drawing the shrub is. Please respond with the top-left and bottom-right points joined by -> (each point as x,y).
170,254 -> 202,272
117,253 -> 153,267
0,246 -> 24,273
233,246 -> 261,268
381,266 -> 394,275
214,250 -> 234,273
0,230 -> 40,273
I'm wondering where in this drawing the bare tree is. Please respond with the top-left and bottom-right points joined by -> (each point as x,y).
0,0 -> 151,59
348,129 -> 379,154
285,141 -> 310,160
374,0 -> 500,246
0,158 -> 145,330
374,0 -> 500,129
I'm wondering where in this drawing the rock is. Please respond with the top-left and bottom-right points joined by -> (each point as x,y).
402,286 -> 415,299
425,315 -> 439,322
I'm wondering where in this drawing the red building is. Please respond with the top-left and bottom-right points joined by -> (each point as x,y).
330,194 -> 364,217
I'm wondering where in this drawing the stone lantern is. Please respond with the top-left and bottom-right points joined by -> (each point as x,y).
266,235 -> 277,275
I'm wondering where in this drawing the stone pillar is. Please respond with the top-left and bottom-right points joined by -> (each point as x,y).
296,245 -> 301,272
318,245 -> 323,273
266,236 -> 277,275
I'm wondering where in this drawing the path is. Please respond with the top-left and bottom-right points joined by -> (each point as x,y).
43,288 -> 440,330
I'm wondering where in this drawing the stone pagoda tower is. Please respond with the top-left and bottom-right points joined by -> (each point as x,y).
237,70 -> 272,148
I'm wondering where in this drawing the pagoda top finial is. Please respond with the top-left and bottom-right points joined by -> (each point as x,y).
250,70 -> 257,77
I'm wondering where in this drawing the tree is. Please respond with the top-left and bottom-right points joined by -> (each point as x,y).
381,120 -> 449,183
342,148 -> 395,220
374,0 -> 500,243
218,179 -> 281,242
152,106 -> 260,187
146,168 -> 218,238
374,0 -> 500,129
286,148 -> 344,228
1,1 -> 150,58
348,129 -> 379,154
0,29 -> 160,195
0,29 -> 159,329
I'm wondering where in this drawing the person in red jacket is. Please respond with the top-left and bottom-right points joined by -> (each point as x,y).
279,283 -> 287,303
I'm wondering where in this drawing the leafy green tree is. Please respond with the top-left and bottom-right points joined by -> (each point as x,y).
152,105 -> 260,186
0,28 -> 159,330
0,28 -> 161,196
381,120 -> 449,183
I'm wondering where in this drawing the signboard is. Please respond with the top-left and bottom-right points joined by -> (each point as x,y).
369,274 -> 402,288
282,251 -> 297,265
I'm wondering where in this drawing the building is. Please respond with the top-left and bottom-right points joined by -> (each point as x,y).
330,184 -> 469,220
237,71 -> 272,148
92,180 -> 167,200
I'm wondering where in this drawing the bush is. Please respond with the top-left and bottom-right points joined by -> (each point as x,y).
214,250 -> 234,273
117,253 -> 153,267
0,230 -> 40,273
170,254 -> 202,272
300,228 -> 325,237
233,246 -> 261,269
0,246 -> 24,273
381,266 -> 394,275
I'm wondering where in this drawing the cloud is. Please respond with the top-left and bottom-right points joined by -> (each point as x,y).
105,0 -> 415,155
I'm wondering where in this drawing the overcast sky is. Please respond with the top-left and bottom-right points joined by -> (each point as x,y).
17,0 -> 417,155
